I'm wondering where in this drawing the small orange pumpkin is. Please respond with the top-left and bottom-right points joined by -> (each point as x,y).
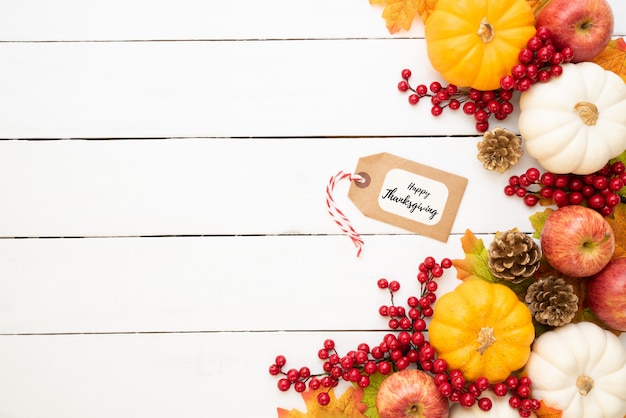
428,279 -> 535,383
425,0 -> 536,91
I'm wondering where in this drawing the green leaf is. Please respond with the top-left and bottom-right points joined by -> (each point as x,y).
359,372 -> 387,418
451,229 -> 498,283
529,208 -> 554,239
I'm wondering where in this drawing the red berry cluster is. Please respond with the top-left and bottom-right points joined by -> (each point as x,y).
499,26 -> 573,92
436,372 -> 540,416
268,257 -> 540,416
397,71 -> 515,133
504,162 -> 626,216
268,256 -> 451,406
397,26 -> 573,133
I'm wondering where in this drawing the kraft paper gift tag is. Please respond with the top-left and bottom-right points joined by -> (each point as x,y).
348,152 -> 468,242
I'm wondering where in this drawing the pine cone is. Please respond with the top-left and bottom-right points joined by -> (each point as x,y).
525,277 -> 579,327
488,229 -> 542,283
477,127 -> 523,173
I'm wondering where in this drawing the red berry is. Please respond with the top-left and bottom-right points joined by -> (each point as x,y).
377,278 -> 389,289
588,194 -> 605,209
606,192 -> 621,207
611,161 -> 625,174
526,167 -> 540,182
463,101 -> 477,115
317,392 -> 331,406
568,191 -> 584,205
439,382 -> 453,397
429,82 -> 442,93
518,48 -> 534,64
397,80 -> 409,92
389,280 -> 400,292
515,187 -> 527,198
527,36 -> 542,51
506,375 -> 519,389
275,355 -> 287,367
324,339 -> 335,350
277,378 -> 291,391
509,395 -> 521,409
269,364 -> 281,375
561,46 -> 574,62
500,75 -> 515,90
408,94 -> 419,105
431,105 -> 443,116
441,258 -> 452,269
478,397 -> 493,411
377,361 -> 392,375
460,393 -> 476,407
401,69 -> 412,79
540,172 -> 555,186
475,376 -> 490,391
416,84 -> 428,95
550,65 -> 563,77
492,382 -> 508,396
511,64 -> 527,79
535,26 -> 551,41
524,194 -> 539,207
449,99 -> 461,110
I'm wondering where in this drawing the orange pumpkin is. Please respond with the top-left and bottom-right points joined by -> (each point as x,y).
428,279 -> 535,383
425,0 -> 536,91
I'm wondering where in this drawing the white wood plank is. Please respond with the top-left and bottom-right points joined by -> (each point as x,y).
0,138 -> 540,238
0,331 -> 623,418
0,331 -> 386,418
0,234 -> 471,334
0,39 -> 521,139
0,0 -> 623,41
0,0 -> 424,41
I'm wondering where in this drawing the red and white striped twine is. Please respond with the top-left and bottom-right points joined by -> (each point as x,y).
325,171 -> 365,257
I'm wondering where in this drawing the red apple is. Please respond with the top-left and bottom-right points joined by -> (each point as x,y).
540,206 -> 614,278
536,0 -> 614,62
376,369 -> 449,418
586,257 -> 626,331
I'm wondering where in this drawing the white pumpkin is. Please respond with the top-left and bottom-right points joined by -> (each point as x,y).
518,62 -> 626,175
449,391 -> 536,417
524,322 -> 626,418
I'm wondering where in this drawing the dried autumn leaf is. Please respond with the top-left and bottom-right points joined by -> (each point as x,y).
451,229 -> 498,283
591,38 -> 626,83
369,0 -> 421,33
277,387 -> 367,418
534,400 -> 563,418
607,204 -> 626,258
529,208 -> 554,239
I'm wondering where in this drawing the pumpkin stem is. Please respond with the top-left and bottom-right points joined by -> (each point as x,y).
576,375 -> 594,396
477,18 -> 495,43
476,326 -> 496,355
574,102 -> 599,126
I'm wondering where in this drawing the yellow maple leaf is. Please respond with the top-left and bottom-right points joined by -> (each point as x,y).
277,387 -> 367,418
369,0 -> 423,33
591,38 -> 626,83
606,203 -> 626,258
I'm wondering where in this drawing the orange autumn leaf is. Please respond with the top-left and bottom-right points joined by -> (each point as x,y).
451,229 -> 498,282
591,38 -> 626,83
606,203 -> 626,258
369,0 -> 423,33
534,400 -> 563,418
277,387 -> 367,418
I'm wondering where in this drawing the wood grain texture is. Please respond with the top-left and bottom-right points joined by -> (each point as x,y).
0,137 -> 537,237
0,0 -> 624,416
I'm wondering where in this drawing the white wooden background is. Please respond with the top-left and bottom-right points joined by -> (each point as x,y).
0,1 -> 624,417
